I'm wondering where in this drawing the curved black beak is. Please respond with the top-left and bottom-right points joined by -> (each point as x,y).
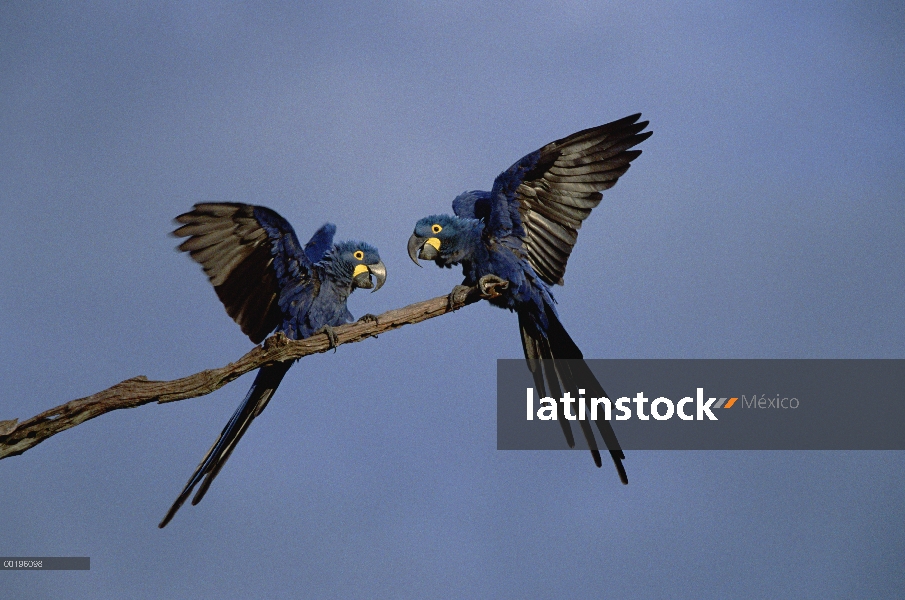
407,233 -> 426,267
353,260 -> 387,292
368,260 -> 386,292
408,233 -> 440,266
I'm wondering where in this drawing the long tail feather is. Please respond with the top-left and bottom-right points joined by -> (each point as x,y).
158,361 -> 293,528
518,306 -> 627,484
519,312 -> 575,448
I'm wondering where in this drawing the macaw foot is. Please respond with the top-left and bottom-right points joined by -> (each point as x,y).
263,331 -> 292,350
356,313 -> 379,338
447,284 -> 471,311
478,274 -> 509,299
314,325 -> 338,352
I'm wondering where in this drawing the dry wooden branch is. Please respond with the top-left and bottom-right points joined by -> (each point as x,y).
0,283 -> 501,460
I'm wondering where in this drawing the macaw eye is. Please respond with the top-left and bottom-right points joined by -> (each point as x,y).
431,224 -> 442,234
353,250 -> 364,261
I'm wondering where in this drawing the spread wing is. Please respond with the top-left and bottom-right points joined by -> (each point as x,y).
484,114 -> 651,286
173,203 -> 330,344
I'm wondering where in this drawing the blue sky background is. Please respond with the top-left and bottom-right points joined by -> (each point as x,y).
2,1 -> 903,598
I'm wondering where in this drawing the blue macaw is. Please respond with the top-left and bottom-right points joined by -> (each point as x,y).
408,114 -> 651,483
159,203 -> 386,527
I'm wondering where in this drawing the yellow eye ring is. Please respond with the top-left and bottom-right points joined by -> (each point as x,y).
353,250 -> 364,261
431,224 -> 442,234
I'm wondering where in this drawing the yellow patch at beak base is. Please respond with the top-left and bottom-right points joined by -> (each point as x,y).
353,264 -> 369,277
425,237 -> 441,251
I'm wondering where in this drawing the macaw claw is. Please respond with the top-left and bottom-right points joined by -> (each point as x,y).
315,325 -> 338,352
478,274 -> 509,298
357,313 -> 378,324
447,284 -> 471,311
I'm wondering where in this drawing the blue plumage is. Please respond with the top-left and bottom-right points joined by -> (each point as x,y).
160,203 -> 385,527
409,114 -> 651,482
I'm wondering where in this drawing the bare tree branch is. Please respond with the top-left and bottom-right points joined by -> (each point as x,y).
0,283 -> 504,460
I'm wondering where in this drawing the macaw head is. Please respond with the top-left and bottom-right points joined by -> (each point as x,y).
407,214 -> 482,268
324,241 -> 387,292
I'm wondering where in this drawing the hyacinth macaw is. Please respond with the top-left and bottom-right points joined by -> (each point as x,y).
408,114 -> 651,483
159,203 -> 386,527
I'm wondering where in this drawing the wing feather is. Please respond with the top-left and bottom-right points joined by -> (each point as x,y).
533,187 -> 601,210
521,197 -> 585,229
488,114 -> 651,285
173,203 -> 321,344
